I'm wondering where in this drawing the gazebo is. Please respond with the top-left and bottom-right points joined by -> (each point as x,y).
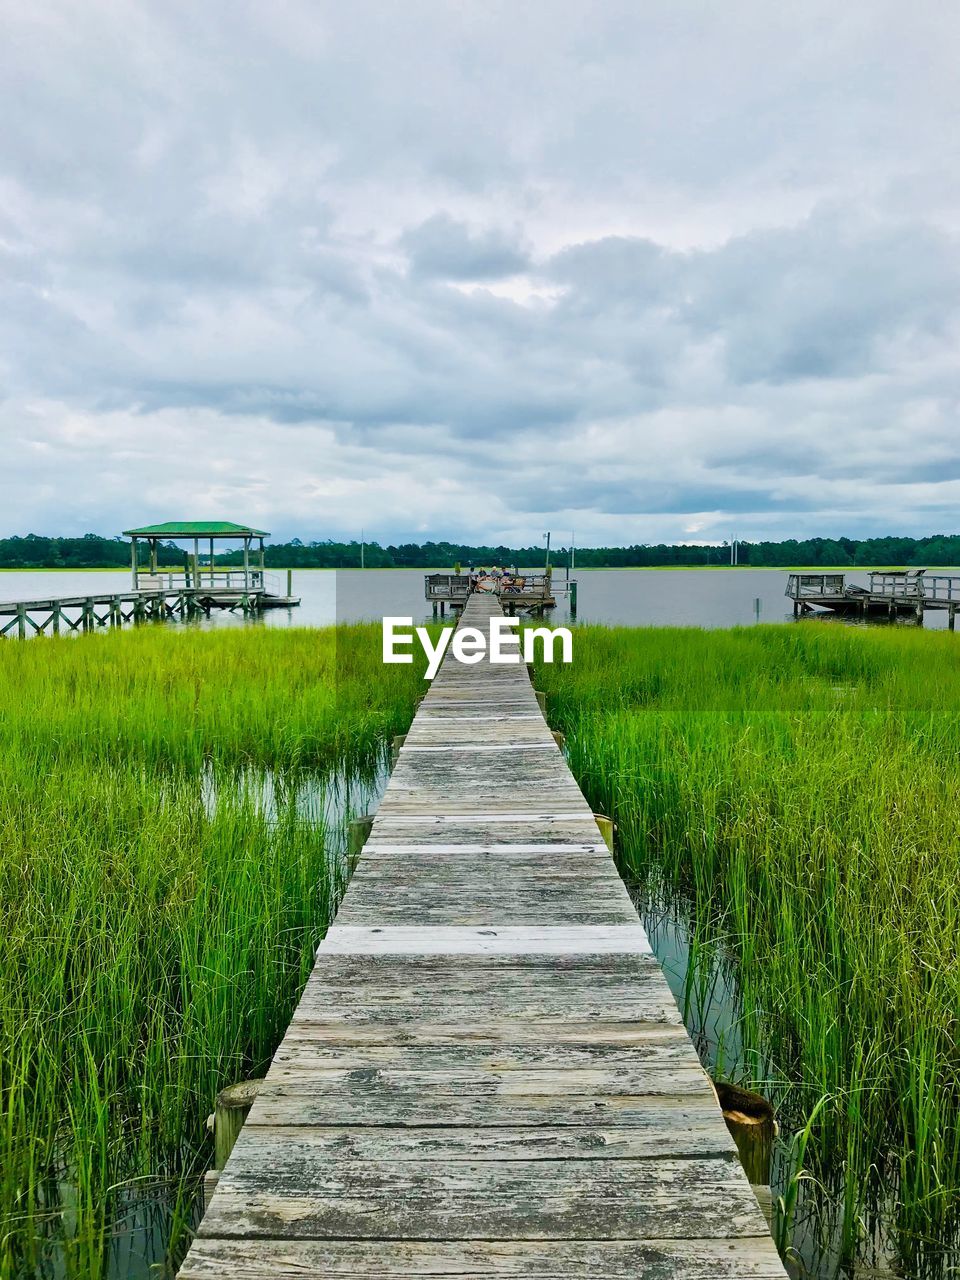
123,521 -> 270,594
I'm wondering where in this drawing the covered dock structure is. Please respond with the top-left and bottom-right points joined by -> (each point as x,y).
123,521 -> 299,610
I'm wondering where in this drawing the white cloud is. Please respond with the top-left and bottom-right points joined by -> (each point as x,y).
0,0 -> 958,544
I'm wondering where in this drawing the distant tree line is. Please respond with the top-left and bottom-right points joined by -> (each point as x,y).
2,531 -> 960,570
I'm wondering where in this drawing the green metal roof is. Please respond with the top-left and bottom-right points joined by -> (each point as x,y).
122,521 -> 270,538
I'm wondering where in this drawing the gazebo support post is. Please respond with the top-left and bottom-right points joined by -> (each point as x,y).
243,537 -> 250,591
130,537 -> 138,590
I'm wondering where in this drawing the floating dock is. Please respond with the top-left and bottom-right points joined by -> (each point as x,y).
179,593 -> 785,1279
787,569 -> 960,626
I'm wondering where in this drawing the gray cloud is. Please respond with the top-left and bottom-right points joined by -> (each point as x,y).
401,214 -> 529,280
0,0 -> 958,544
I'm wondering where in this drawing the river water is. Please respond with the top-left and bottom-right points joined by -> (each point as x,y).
3,566 -> 959,630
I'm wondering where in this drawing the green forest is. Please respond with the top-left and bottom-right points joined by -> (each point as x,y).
1,531 -> 960,570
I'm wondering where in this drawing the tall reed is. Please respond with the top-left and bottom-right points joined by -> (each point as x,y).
0,624 -> 421,1278
537,623 -> 960,1277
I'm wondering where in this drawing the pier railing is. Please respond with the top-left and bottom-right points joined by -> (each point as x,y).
426,572 -> 555,601
785,573 -> 846,599
138,570 -> 282,595
868,570 -> 926,599
425,574 -> 472,601
921,575 -> 960,603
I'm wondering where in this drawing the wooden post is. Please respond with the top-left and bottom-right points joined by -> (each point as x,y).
950,606 -> 956,632
83,599 -> 94,632
534,689 -> 547,716
52,603 -> 61,636
551,729 -> 566,751
391,734 -> 406,766
209,1078 -> 265,1171
130,536 -> 138,590
243,537 -> 250,591
348,815 -> 374,870
16,603 -> 26,640
259,537 -> 266,582
594,814 -> 614,852
287,569 -> 292,597
713,1080 -> 775,1189
569,579 -> 577,617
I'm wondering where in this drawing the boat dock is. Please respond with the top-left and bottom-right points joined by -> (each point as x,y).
0,518 -> 301,638
179,593 -> 785,1279
426,571 -> 561,615
0,575 -> 299,638
787,569 -> 960,626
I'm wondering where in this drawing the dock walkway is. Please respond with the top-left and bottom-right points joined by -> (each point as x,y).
180,594 -> 786,1279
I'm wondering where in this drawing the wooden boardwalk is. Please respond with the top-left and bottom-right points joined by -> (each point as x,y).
180,594 -> 786,1279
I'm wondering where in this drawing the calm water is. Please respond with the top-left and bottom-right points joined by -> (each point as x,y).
4,567 -> 959,630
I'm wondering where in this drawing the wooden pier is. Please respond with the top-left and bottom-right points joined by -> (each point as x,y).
179,594 -> 785,1279
426,572 -> 558,615
787,569 -> 960,626
0,580 -> 298,639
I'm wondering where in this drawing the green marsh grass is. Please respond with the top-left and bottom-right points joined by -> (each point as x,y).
537,623 -> 960,1278
0,624 -> 421,1278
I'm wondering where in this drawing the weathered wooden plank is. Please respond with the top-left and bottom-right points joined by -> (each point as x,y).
268,1030 -> 697,1069
404,723 -> 555,744
319,925 -> 651,956
360,842 -> 611,856
198,1155 -> 764,1241
224,1122 -> 734,1161
401,742 -> 557,752
180,1237 -> 787,1280
246,1087 -> 720,1129
336,897 -> 637,926
275,1018 -> 684,1047
337,864 -> 635,924
368,813 -> 600,827
347,855 -> 622,882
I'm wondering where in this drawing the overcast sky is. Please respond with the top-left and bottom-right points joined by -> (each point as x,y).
1,1 -> 958,546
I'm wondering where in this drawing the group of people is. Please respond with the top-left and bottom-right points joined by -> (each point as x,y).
466,564 -> 525,594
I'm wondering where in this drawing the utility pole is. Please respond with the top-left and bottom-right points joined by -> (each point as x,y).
360,529 -> 365,570
544,531 -> 551,571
